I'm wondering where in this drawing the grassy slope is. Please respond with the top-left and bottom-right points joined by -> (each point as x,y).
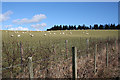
2,30 -> 119,78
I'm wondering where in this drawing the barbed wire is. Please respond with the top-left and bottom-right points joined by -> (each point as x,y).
2,64 -> 22,70
2,39 -> 118,71
32,57 -> 51,64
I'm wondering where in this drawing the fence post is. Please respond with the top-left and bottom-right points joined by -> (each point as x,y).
20,41 -> 23,72
94,44 -> 97,73
106,42 -> 108,67
72,47 -> 77,79
65,40 -> 68,58
28,57 -> 33,79
115,40 -> 117,51
86,39 -> 89,51
52,44 -> 56,54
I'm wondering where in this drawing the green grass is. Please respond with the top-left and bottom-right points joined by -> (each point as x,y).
2,30 -> 119,78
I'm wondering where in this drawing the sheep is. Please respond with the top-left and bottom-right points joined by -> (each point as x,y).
54,33 -> 56,34
48,31 -> 50,32
30,34 -> 34,37
62,32 -> 64,34
11,35 -> 14,37
44,34 -> 46,36
17,35 -> 20,37
50,33 -> 51,34
86,33 -> 89,35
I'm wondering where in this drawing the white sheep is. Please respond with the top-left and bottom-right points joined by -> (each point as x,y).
17,35 -> 20,37
11,35 -> 14,37
54,33 -> 56,34
31,34 -> 34,37
44,34 -> 46,36
86,33 -> 89,35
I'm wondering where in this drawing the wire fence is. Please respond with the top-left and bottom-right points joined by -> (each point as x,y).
2,37 -> 119,78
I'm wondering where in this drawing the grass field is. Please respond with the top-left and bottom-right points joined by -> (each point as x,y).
2,30 -> 119,78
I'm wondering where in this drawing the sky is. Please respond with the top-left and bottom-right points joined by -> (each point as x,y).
1,0 -> 120,2
1,2 -> 118,31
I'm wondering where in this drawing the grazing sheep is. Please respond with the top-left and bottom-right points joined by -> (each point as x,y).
17,35 -> 20,37
86,33 -> 89,35
48,31 -> 50,32
44,34 -> 46,36
60,33 -> 61,34
62,32 -> 64,34
54,33 -> 56,34
11,35 -> 14,37
50,33 -> 51,34
31,34 -> 34,37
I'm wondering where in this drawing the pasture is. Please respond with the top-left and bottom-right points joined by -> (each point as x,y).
2,30 -> 119,78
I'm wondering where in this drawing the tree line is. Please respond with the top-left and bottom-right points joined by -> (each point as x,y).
47,24 -> 120,31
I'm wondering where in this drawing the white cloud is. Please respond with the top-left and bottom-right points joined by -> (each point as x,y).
13,14 -> 47,24
4,25 -> 12,28
8,26 -> 29,31
0,10 -> 13,22
30,23 -> 46,30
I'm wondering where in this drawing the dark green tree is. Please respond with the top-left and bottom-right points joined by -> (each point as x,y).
93,24 -> 98,29
78,25 -> 82,30
105,24 -> 109,29
99,24 -> 104,29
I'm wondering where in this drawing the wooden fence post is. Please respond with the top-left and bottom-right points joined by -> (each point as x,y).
94,44 -> 97,73
28,57 -> 33,79
115,40 -> 117,51
106,43 -> 108,67
52,44 -> 56,54
108,37 -> 110,42
65,40 -> 68,58
72,47 -> 77,79
86,39 -> 89,51
20,41 -> 23,72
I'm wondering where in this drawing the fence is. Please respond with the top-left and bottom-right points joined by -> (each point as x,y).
2,37 -> 119,78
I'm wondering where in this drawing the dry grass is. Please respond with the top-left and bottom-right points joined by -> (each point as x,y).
23,40 -> 119,78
